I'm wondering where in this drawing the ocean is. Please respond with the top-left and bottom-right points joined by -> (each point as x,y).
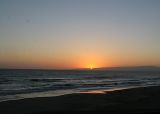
0,69 -> 160,102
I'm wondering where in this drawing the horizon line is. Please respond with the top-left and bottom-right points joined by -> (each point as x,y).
0,65 -> 160,70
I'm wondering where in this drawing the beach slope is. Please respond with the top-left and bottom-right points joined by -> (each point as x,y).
0,86 -> 160,114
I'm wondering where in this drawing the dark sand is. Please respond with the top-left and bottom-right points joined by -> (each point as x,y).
0,86 -> 160,114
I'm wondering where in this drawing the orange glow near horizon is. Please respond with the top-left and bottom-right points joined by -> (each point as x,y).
75,53 -> 110,69
2,49 -> 154,69
1,54 -> 159,69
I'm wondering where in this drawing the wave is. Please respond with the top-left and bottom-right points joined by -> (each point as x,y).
29,78 -> 64,82
0,77 -> 12,84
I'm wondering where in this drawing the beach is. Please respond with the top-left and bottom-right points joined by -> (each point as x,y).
0,86 -> 160,114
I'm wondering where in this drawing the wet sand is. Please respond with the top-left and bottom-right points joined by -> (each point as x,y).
0,86 -> 160,114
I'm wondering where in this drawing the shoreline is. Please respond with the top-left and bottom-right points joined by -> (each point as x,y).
0,85 -> 149,103
0,85 -> 160,114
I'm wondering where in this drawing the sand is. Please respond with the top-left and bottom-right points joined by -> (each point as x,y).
0,86 -> 160,114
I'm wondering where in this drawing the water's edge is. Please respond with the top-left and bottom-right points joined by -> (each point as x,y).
0,85 -> 153,103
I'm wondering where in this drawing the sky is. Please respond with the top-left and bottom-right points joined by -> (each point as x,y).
0,0 -> 160,69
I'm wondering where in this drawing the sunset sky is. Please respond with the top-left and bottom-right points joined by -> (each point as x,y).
0,0 -> 160,69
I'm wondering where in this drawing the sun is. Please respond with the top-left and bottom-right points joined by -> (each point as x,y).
90,65 -> 93,70
89,65 -> 94,70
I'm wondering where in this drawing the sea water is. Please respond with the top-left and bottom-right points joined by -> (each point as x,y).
0,69 -> 160,102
